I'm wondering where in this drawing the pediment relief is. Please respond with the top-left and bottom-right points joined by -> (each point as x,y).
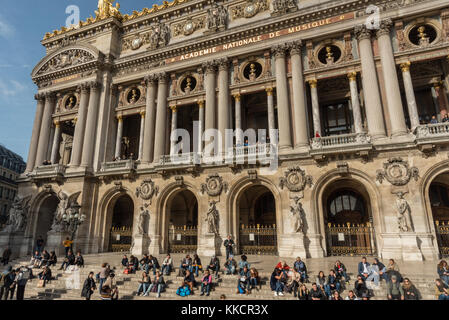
33,45 -> 102,78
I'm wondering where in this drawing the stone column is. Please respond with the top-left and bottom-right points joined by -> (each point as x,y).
434,81 -> 449,117
355,25 -> 386,138
114,116 -> 123,159
234,94 -> 243,145
50,120 -> 61,164
80,81 -> 101,168
25,94 -> 45,172
138,111 -> 145,160
35,92 -> 56,167
142,75 -> 158,163
266,88 -> 276,142
400,62 -> 420,130
289,41 -> 309,148
170,106 -> 178,155
153,73 -> 168,163
348,72 -> 364,134
203,61 -> 217,155
70,83 -> 90,166
309,80 -> 321,137
376,19 -> 407,136
272,45 -> 293,149
217,58 -> 230,153
198,100 -> 205,153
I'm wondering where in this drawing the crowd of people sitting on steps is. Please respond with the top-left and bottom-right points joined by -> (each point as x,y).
1,233 -> 449,300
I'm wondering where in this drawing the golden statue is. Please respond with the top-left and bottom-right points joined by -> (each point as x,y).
96,0 -> 122,20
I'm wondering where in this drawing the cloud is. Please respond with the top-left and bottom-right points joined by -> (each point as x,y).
0,15 -> 14,39
0,79 -> 26,97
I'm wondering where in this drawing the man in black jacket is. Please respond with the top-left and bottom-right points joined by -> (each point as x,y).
148,255 -> 160,275
207,256 -> 220,279
223,235 -> 235,260
310,282 -> 326,300
81,272 -> 97,300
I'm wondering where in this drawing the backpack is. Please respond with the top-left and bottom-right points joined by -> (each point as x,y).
176,285 -> 191,297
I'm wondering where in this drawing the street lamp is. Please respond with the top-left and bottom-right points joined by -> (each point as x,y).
62,203 -> 86,240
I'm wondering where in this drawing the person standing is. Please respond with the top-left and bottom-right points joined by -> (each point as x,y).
81,272 -> 97,300
223,235 -> 235,260
63,238 -> 73,257
0,266 -> 16,300
2,248 -> 11,266
15,266 -> 30,300
36,236 -> 44,254
98,263 -> 110,293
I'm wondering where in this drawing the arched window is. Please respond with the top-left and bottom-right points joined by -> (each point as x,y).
327,189 -> 367,224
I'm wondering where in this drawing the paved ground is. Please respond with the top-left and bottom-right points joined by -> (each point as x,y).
6,252 -> 440,300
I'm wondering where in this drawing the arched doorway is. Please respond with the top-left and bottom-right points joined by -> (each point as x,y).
238,185 -> 277,255
429,174 -> 449,257
323,179 -> 376,256
167,189 -> 198,254
35,194 -> 59,247
108,194 -> 134,252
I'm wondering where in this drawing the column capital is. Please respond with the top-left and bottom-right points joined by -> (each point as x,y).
170,105 -> 178,113
400,61 -> 411,72
265,87 -> 274,96
354,24 -> 372,41
347,72 -> 358,82
216,57 -> 229,71
308,79 -> 318,88
89,81 -> 102,91
144,74 -> 158,86
202,61 -> 217,74
233,93 -> 241,102
140,111 -> 146,118
288,40 -> 303,55
197,100 -> 205,108
157,72 -> 168,84
44,91 -> 56,101
34,93 -> 45,101
77,82 -> 90,94
53,120 -> 60,127
376,19 -> 393,37
117,115 -> 123,122
271,44 -> 287,59
73,117 -> 78,124
433,80 -> 445,89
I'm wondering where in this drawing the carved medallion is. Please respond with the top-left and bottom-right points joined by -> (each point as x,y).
136,179 -> 159,203
279,167 -> 313,192
376,158 -> 419,186
201,174 -> 228,197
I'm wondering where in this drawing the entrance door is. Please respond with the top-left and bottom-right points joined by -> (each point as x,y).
167,190 -> 198,253
109,195 -> 134,252
239,186 -> 277,255
430,182 -> 449,257
324,186 -> 376,256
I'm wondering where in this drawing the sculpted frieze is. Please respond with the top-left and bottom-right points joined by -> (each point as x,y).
231,0 -> 269,20
173,17 -> 206,37
37,49 -> 96,75
376,158 -> 419,186
279,167 -> 313,193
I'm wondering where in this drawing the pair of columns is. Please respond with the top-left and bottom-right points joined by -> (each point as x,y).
308,72 -> 364,137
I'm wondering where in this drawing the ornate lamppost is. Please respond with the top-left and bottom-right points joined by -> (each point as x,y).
62,203 -> 86,240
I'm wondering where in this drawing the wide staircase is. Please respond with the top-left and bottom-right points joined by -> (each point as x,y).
8,253 -> 438,300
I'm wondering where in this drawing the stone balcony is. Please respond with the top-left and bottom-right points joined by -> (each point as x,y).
309,133 -> 373,158
29,164 -> 66,183
415,123 -> 449,145
99,160 -> 137,177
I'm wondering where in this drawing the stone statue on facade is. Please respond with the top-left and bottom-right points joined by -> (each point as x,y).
289,197 -> 305,234
205,201 -> 219,235
137,206 -> 149,235
1,195 -> 32,233
206,4 -> 227,32
149,23 -> 170,50
272,0 -> 297,15
50,191 -> 82,232
395,192 -> 413,233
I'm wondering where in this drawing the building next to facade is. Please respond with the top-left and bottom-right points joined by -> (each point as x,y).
0,145 -> 26,226
2,0 -> 449,261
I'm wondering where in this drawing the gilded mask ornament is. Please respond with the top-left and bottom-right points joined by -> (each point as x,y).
376,158 -> 419,186
201,174 -> 228,197
136,179 -> 159,203
279,167 -> 313,192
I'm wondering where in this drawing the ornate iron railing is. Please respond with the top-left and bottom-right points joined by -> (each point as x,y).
239,224 -> 277,255
109,226 -> 133,252
326,222 -> 376,256
168,225 -> 198,253
435,220 -> 449,257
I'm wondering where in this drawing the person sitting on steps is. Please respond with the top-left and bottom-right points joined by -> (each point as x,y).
224,256 -> 237,275
200,270 -> 213,296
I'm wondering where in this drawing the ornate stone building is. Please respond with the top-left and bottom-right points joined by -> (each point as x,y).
0,145 -> 26,225
3,0 -> 449,260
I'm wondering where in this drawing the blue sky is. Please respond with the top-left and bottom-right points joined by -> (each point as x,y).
0,0 -> 160,161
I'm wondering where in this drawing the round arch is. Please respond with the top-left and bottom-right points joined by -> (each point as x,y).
27,191 -> 59,245
227,176 -> 283,254
155,181 -> 202,254
311,169 -> 384,256
97,186 -> 138,253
